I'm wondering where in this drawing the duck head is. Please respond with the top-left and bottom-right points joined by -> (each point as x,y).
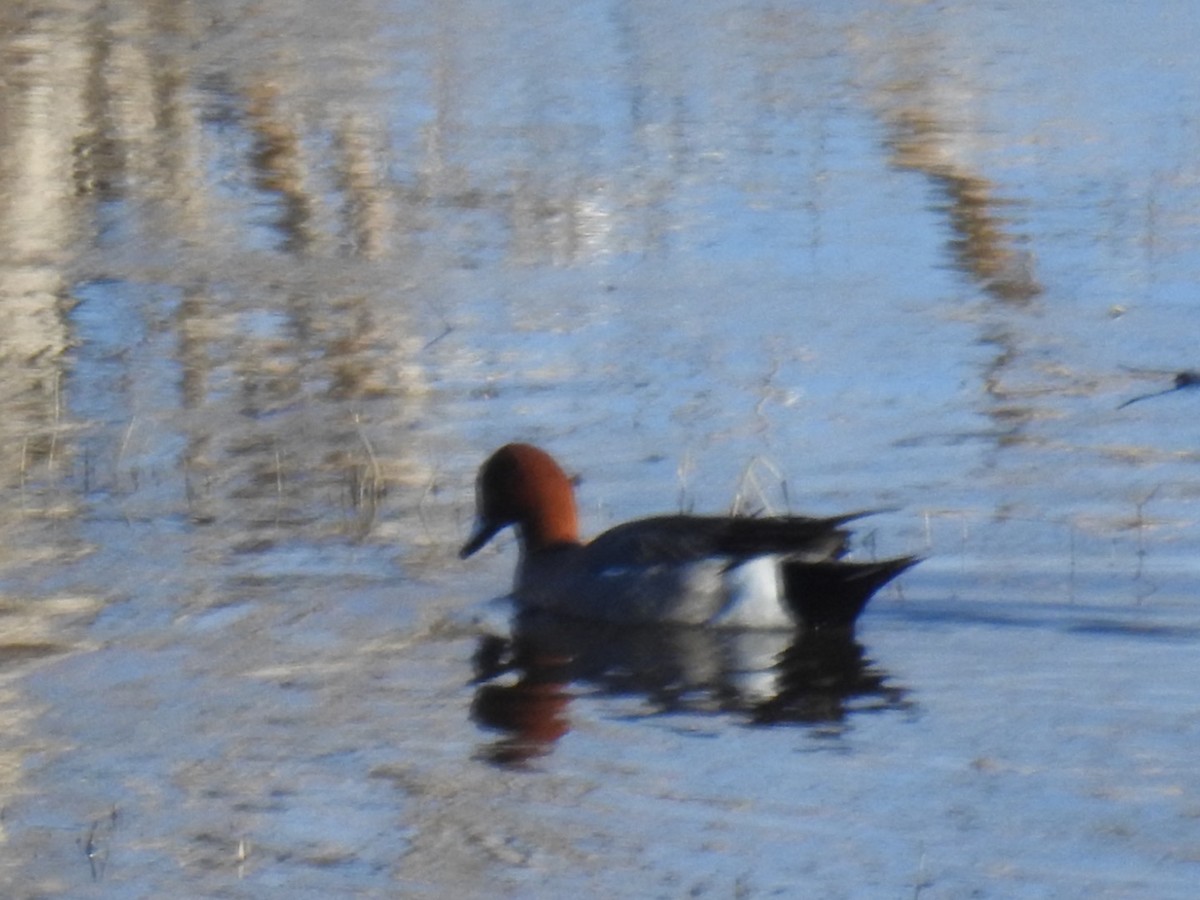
461,443 -> 581,558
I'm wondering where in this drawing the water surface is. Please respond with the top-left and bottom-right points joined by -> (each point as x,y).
1,1 -> 1198,896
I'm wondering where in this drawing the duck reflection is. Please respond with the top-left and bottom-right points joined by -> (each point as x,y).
470,612 -> 910,766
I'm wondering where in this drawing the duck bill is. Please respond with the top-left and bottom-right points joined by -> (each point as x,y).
460,518 -> 502,558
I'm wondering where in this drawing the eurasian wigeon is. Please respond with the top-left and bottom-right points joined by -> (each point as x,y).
461,443 -> 918,630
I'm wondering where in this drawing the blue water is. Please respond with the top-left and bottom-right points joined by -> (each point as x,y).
0,1 -> 1197,897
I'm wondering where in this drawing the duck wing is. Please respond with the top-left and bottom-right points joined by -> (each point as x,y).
584,513 -> 874,569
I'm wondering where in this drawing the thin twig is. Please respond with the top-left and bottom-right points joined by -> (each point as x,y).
421,323 -> 454,352
353,413 -> 382,504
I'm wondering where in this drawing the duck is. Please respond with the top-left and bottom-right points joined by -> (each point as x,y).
460,443 -> 919,630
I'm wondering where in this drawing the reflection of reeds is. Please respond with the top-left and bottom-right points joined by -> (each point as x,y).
886,108 -> 1040,306
336,117 -> 393,259
245,83 -> 313,253
878,95 -> 1044,446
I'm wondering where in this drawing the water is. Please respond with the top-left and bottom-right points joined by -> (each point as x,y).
1,1 -> 1198,896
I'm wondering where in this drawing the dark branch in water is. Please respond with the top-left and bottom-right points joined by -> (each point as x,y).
1118,370 -> 1200,408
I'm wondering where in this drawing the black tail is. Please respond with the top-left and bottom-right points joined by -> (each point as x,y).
781,556 -> 920,631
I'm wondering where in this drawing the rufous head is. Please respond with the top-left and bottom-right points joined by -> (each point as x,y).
460,444 -> 581,557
